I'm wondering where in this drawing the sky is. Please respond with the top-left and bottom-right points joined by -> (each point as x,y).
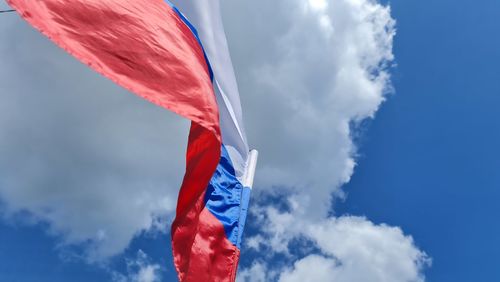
0,0 -> 499,281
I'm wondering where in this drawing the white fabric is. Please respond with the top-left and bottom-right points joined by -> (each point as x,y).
171,0 -> 250,181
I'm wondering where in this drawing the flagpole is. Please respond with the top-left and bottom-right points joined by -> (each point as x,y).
234,149 -> 259,280
243,149 -> 259,188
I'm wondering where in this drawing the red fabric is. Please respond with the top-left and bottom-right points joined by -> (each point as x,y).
7,0 -> 237,281
174,206 -> 240,282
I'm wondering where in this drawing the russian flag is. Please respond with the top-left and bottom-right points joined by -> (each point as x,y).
7,0 -> 257,281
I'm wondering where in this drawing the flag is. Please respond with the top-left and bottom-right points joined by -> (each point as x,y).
7,0 -> 256,281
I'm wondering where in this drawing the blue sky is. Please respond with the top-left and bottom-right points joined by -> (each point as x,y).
1,0 -> 499,281
338,0 -> 500,281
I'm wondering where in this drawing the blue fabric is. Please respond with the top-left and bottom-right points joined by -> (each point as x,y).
204,145 -> 250,248
237,187 -> 251,247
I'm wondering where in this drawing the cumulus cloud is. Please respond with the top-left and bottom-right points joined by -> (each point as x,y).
0,0 -> 430,280
112,250 -> 162,282
223,0 -> 395,219
238,210 -> 430,282
237,262 -> 271,282
260,216 -> 430,282
225,0 -> 430,280
0,4 -> 186,260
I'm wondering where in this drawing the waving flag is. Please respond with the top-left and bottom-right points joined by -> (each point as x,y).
7,0 -> 257,281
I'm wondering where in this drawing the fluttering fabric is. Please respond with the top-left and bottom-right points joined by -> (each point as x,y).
7,0 -> 252,281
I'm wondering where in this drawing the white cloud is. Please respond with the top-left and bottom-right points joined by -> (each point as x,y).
237,262 -> 272,282
112,250 -> 162,282
0,11 -> 185,260
278,255 -> 338,282
276,217 -> 430,282
226,0 -> 430,281
239,216 -> 429,282
221,0 -> 396,221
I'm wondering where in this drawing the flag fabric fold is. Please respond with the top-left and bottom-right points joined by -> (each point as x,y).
7,0 -> 252,281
